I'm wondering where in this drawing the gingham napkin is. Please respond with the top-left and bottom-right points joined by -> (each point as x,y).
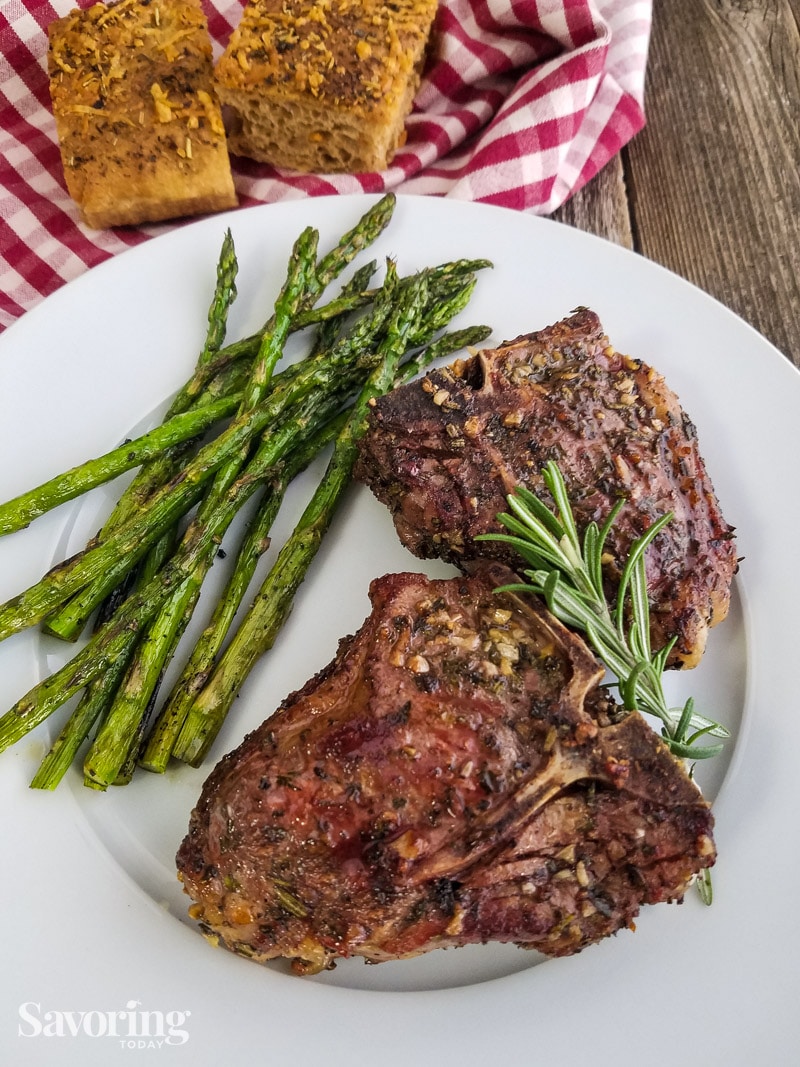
0,0 -> 652,331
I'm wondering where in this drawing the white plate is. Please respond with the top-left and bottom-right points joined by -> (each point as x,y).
1,195 -> 798,1065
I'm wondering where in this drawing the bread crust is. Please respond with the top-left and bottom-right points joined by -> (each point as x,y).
48,0 -> 237,229
214,0 -> 439,174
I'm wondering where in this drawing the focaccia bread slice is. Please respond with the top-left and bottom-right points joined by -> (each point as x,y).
48,0 -> 237,229
213,0 -> 439,174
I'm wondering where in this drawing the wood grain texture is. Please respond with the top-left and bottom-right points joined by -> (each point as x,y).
553,2 -> 799,366
626,0 -> 800,364
551,154 -> 634,249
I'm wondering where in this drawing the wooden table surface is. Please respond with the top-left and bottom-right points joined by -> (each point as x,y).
553,0 -> 800,368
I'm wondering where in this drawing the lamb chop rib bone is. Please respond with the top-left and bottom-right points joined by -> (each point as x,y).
407,596 -> 611,884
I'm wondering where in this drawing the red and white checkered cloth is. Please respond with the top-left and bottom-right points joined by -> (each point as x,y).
0,0 -> 652,331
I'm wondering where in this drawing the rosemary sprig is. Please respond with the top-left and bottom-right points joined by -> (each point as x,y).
478,460 -> 730,763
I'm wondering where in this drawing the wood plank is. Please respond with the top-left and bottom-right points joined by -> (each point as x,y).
551,154 -> 634,249
625,0 -> 800,364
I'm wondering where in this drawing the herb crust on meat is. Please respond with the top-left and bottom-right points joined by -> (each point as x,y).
176,565 -> 715,975
354,308 -> 738,668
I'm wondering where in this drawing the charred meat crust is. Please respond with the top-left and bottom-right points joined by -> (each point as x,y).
177,565 -> 715,973
353,308 -> 738,668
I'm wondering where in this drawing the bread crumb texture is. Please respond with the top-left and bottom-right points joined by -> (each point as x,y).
214,0 -> 439,173
48,0 -> 237,229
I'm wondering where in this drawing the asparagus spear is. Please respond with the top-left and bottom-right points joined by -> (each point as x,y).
79,205 -> 398,785
0,259 -> 491,646
172,268 -> 428,766
161,281 -> 376,403
82,573 -> 196,788
29,256 -> 482,631
28,651 -> 134,790
79,356 -> 255,540
0,357 -> 380,760
26,401 -> 347,788
2,312 -> 489,769
78,226 -> 321,787
27,513 -> 181,790
34,201 -> 398,644
66,496 -> 182,639
0,276 -> 398,643
306,194 -> 394,304
41,517 -> 198,643
35,328 -> 388,640
0,394 -> 245,536
308,260 -> 378,357
177,227 -> 239,404
235,228 -> 318,415
140,319 -> 493,774
139,408 -> 350,773
163,326 -> 494,772
185,191 -> 394,394
36,231 -> 241,639
37,204 -> 392,639
19,277 -> 403,773
39,357 -> 338,642
0,398 -> 277,641
201,190 -> 393,393
0,261 -> 489,776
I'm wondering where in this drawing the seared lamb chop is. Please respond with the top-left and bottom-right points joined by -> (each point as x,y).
177,565 -> 715,974
354,308 -> 737,668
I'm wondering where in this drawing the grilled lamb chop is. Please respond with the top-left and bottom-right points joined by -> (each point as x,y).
354,308 -> 737,668
176,565 -> 715,974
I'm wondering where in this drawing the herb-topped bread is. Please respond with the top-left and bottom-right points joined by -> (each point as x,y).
213,0 -> 439,174
48,0 -> 237,229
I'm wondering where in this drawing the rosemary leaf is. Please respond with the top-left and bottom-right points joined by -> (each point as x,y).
480,460 -> 728,763
482,459 -> 730,905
